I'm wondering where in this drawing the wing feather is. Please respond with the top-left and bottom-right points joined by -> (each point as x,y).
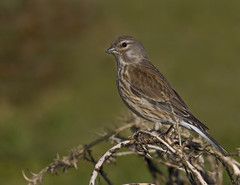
128,61 -> 208,130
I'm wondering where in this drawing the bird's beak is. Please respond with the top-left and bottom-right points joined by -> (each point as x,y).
106,46 -> 118,55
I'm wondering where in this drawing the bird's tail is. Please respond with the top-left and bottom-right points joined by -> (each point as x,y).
180,121 -> 227,155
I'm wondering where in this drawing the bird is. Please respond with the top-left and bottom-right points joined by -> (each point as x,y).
106,35 -> 227,155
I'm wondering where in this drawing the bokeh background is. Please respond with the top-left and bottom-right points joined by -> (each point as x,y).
1,0 -> 240,184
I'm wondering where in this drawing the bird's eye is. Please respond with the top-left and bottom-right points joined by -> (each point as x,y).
122,42 -> 127,47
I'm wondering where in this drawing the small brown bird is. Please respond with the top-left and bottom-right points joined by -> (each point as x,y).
106,35 -> 227,155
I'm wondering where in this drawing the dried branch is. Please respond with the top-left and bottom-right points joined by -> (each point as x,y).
23,113 -> 240,185
86,149 -> 113,185
89,140 -> 132,185
22,120 -> 138,185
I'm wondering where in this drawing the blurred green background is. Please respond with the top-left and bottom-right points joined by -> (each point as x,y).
1,0 -> 240,184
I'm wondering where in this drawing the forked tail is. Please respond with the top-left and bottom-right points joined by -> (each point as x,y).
180,121 -> 227,155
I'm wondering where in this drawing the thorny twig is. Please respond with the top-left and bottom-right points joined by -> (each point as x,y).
23,120 -> 138,185
23,113 -> 240,185
86,149 -> 113,185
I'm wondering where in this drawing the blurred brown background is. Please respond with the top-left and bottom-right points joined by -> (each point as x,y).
0,0 -> 240,184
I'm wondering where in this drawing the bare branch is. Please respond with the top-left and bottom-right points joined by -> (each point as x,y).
22,113 -> 240,185
89,140 -> 132,185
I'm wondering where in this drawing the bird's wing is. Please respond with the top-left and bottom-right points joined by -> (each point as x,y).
128,62 -> 208,130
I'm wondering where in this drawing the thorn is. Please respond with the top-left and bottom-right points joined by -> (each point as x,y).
22,170 -> 31,181
29,170 -> 37,176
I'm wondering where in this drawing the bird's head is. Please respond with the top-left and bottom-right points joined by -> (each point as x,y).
106,35 -> 148,64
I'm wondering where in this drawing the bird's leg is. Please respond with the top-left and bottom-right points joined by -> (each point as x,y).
154,122 -> 162,131
162,93 -> 182,146
148,122 -> 162,133
152,122 -> 176,137
171,117 -> 182,146
178,124 -> 182,146
174,120 -> 182,146
165,125 -> 174,135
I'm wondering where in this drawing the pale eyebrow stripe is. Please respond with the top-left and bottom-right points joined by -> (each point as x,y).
120,40 -> 134,44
